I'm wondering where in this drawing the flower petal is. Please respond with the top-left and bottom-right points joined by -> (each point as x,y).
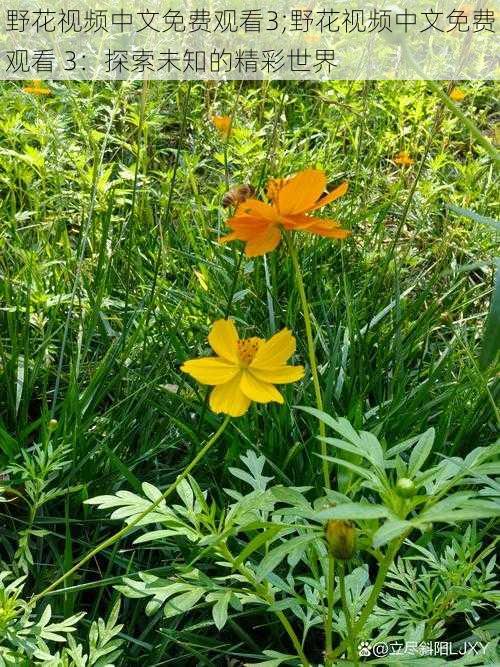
209,373 -> 251,416
309,181 -> 348,211
208,320 -> 239,362
302,220 -> 351,238
251,329 -> 296,369
233,199 -> 277,221
240,371 -> 284,404
281,213 -> 342,231
181,357 -> 239,385
277,169 -> 327,215
222,216 -> 271,240
250,365 -> 305,384
244,224 -> 281,257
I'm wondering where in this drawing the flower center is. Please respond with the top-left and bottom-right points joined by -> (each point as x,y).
237,337 -> 261,366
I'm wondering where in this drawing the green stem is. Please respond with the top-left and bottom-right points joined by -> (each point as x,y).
31,415 -> 232,603
339,562 -> 358,665
220,544 -> 311,667
285,233 -> 330,490
329,534 -> 407,660
324,554 -> 335,664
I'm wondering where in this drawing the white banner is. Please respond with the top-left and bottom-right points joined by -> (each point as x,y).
0,1 -> 498,80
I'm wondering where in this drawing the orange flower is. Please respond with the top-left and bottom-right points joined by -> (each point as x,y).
212,115 -> 232,138
394,151 -> 415,166
22,80 -> 51,96
450,87 -> 466,102
220,169 -> 350,257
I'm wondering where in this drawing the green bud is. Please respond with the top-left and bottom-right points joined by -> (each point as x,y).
325,520 -> 357,560
396,477 -> 416,498
48,419 -> 58,432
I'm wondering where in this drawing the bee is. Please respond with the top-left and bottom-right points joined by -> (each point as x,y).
222,184 -> 256,209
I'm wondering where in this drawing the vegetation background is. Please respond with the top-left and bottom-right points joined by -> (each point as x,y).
0,80 -> 498,664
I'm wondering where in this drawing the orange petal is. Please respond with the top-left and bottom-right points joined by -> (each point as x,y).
303,220 -> 351,239
309,181 -> 348,211
281,213 -> 342,231
233,199 -> 277,221
244,225 -> 281,257
277,169 -> 327,215
223,216 -> 271,239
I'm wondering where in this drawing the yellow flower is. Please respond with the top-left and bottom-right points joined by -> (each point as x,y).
22,80 -> 51,96
394,151 -> 415,166
212,115 -> 232,138
450,87 -> 466,102
181,320 -> 304,417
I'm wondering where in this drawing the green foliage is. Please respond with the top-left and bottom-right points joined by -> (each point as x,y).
0,570 -> 123,666
0,79 -> 498,663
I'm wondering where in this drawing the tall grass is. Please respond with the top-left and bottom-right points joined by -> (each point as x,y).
0,79 -> 498,663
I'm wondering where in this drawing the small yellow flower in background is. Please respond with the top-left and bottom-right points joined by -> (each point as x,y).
212,115 -> 232,138
450,87 -> 466,102
220,169 -> 350,257
394,151 -> 415,166
181,319 -> 304,417
22,80 -> 51,96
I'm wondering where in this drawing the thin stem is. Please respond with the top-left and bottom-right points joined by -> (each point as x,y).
285,232 -> 329,489
330,534 -> 407,660
32,415 -> 231,603
324,554 -> 335,664
339,562 -> 358,665
220,544 -> 311,667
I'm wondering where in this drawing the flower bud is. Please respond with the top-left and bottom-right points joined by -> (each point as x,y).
48,419 -> 58,432
325,520 -> 357,560
395,477 -> 416,498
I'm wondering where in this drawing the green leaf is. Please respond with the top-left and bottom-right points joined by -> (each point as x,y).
446,203 -> 500,233
408,428 -> 435,476
315,503 -> 390,522
373,520 -> 412,548
256,534 -> 318,581
233,525 -> 283,569
420,500 -> 500,523
163,588 -> 204,618
480,259 -> 500,370
207,590 -> 232,630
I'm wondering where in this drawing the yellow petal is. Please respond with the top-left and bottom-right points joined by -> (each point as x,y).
244,225 -> 281,257
240,371 -> 284,404
208,320 -> 239,362
277,169 -> 327,216
251,329 -> 296,369
209,373 -> 250,416
250,365 -> 305,384
181,357 -> 238,385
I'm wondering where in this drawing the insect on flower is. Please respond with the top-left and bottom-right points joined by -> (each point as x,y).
220,169 -> 350,257
181,320 -> 304,417
222,184 -> 256,209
